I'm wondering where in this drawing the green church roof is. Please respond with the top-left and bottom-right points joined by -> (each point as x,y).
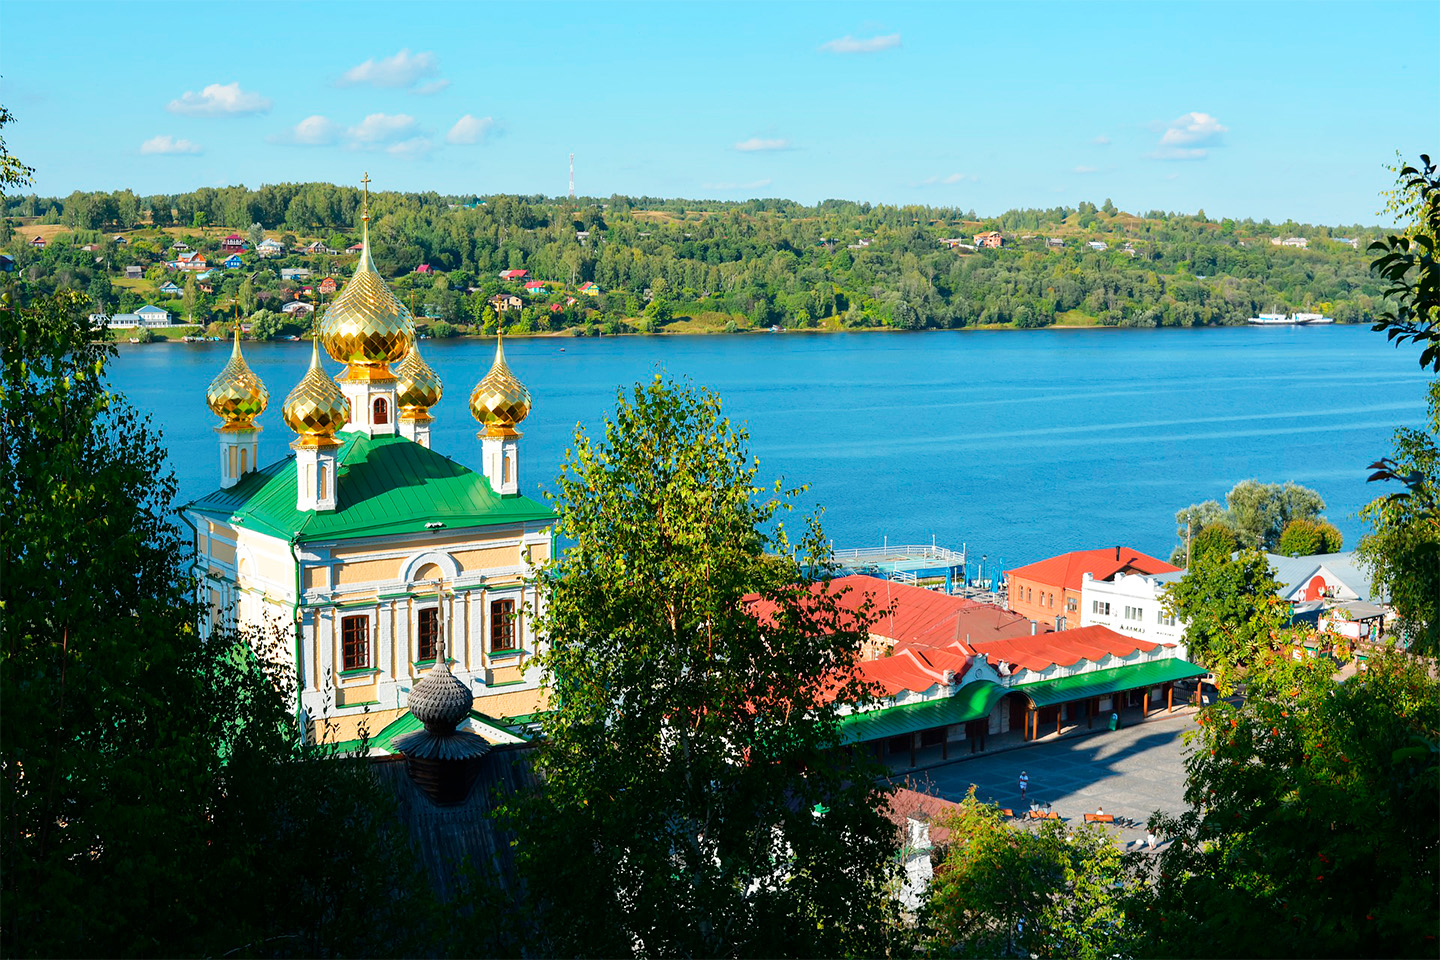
186,432 -> 553,543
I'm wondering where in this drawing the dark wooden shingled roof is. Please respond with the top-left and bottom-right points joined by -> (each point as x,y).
372,744 -> 538,903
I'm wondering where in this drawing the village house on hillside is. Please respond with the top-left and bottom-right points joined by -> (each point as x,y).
973,231 -> 1004,248
489,293 -> 523,313
257,238 -> 285,258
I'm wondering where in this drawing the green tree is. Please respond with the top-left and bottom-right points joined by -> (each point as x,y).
1358,379 -> 1440,655
1369,155 -> 1439,370
1277,517 -> 1344,556
1191,523 -> 1238,566
1129,651 -> 1440,959
1163,548 -> 1288,688
508,377 -> 900,958
237,276 -> 256,314
248,308 -> 282,340
1226,479 -> 1327,551
182,273 -> 199,323
922,790 -> 1134,959
1172,499 -> 1232,565
1,291 -> 427,956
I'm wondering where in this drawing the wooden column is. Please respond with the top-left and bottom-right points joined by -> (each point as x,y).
1167,684 -> 1174,713
1143,688 -> 1150,717
1056,706 -> 1062,737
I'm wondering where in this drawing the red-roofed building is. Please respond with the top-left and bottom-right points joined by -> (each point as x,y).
971,623 -> 1162,676
221,233 -> 246,251
523,280 -> 547,293
1005,547 -> 1178,628
499,269 -> 528,280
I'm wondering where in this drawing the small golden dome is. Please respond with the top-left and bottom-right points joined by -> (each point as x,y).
206,329 -> 269,427
319,184 -> 414,369
283,338 -> 351,442
396,343 -> 443,417
469,334 -> 530,436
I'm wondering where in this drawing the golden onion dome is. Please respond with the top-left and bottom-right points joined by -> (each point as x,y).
282,337 -> 351,441
206,329 -> 269,427
318,200 -> 414,369
469,334 -> 530,436
395,343 -> 443,416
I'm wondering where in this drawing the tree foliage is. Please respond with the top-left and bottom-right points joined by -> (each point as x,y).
507,376 -> 901,957
1,289 -> 425,956
1276,517 -> 1344,557
1173,480 -> 1328,561
1369,154 -> 1440,370
1128,651 -> 1440,959
922,790 -> 1135,959
1164,548 -> 1289,688
1358,379 -> 1440,655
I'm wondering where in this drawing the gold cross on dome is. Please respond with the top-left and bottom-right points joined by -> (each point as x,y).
361,172 -> 371,220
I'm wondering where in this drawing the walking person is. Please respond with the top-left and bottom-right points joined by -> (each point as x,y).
1019,770 -> 1029,802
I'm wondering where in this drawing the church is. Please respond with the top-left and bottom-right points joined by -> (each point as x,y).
184,179 -> 551,750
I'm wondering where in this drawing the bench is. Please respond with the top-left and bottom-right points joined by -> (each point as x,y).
1084,813 -> 1115,823
1027,810 -> 1061,820
999,808 -> 1014,818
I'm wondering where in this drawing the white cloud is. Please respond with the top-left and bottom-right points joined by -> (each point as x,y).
734,137 -> 790,152
1074,165 -> 1100,174
821,33 -> 901,53
140,135 -> 202,155
446,114 -> 494,145
339,48 -> 440,89
1152,111 -> 1227,159
280,115 -> 342,146
702,179 -> 773,191
1092,135 -> 1111,145
166,82 -> 271,116
348,113 -> 418,144
921,172 -> 975,185
386,137 -> 434,159
414,79 -> 452,96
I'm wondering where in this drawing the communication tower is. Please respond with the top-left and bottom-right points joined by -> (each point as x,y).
569,153 -> 575,199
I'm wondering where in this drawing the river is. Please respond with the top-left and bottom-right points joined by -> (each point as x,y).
108,324 -> 1430,571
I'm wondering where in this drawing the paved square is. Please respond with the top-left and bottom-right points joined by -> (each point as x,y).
889,711 -> 1200,840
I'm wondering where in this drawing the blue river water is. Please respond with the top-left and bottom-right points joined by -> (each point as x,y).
106,325 -> 1430,571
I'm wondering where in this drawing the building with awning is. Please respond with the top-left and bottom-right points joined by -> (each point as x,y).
828,577 -> 1205,766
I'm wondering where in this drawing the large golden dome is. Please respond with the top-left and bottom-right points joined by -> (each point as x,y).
469,334 -> 530,437
206,329 -> 269,427
396,343 -> 442,417
283,337 -> 351,443
318,182 -> 414,370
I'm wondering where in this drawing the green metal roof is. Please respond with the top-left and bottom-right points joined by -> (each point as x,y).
186,432 -> 553,543
371,709 -> 529,753
837,680 -> 1006,745
1011,658 -> 1205,707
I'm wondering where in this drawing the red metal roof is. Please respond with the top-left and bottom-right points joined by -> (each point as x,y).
857,645 -> 973,696
970,623 -> 1164,673
1005,547 -> 1178,592
885,787 -> 961,844
523,280 -> 546,289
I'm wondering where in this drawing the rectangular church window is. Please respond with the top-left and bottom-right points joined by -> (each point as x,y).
342,615 -> 370,671
418,607 -> 439,662
490,599 -> 516,653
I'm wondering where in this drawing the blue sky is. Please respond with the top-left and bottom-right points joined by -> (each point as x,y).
3,1 -> 1436,225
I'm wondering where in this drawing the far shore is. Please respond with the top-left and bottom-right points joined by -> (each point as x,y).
106,318 -> 1362,345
